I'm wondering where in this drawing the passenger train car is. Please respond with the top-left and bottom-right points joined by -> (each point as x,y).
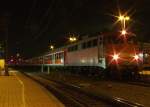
25,33 -> 143,78
26,35 -> 106,68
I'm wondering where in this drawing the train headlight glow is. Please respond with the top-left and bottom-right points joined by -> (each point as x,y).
112,54 -> 119,60
133,55 -> 139,60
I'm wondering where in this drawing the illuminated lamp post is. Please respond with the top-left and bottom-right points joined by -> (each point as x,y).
69,37 -> 77,42
118,15 -> 130,29
68,33 -> 78,43
50,45 -> 54,50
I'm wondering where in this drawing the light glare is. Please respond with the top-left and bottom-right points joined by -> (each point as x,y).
113,54 -> 119,60
69,37 -> 77,42
119,15 -> 124,21
125,16 -> 130,21
121,30 -> 127,35
134,55 -> 139,60
50,45 -> 54,50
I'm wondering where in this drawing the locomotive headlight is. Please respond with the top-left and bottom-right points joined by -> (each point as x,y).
112,54 -> 119,60
133,55 -> 139,60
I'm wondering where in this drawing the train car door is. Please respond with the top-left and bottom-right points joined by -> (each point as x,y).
98,35 -> 106,69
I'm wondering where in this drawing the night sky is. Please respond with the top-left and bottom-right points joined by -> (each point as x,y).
0,0 -> 150,58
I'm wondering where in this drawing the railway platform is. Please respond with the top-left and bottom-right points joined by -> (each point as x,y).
0,70 -> 64,107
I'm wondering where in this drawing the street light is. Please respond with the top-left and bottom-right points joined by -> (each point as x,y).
118,15 -> 125,21
125,16 -> 130,21
118,15 -> 130,21
50,45 -> 54,50
68,32 -> 78,43
118,15 -> 130,29
69,37 -> 77,42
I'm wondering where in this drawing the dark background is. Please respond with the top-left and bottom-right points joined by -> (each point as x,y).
0,0 -> 149,58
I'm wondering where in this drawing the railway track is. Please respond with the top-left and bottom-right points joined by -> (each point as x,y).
25,73 -> 111,107
23,72 -> 144,107
126,81 -> 150,87
108,80 -> 150,87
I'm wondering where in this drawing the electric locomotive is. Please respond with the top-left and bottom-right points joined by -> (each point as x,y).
103,32 -> 142,79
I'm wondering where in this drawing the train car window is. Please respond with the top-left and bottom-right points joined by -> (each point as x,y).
56,54 -> 59,59
68,47 -> 73,52
92,39 -> 97,46
58,53 -> 62,59
68,47 -> 71,52
71,47 -> 74,51
87,41 -> 92,48
68,45 -> 78,52
81,39 -> 98,49
82,42 -> 86,49
75,45 -> 78,51
61,52 -> 64,58
104,36 -> 122,44
99,37 -> 103,44
59,53 -> 62,58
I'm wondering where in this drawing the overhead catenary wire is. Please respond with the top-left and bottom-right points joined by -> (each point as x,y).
32,0 -> 60,40
34,0 -> 83,40
19,0 -> 55,45
25,0 -> 37,26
